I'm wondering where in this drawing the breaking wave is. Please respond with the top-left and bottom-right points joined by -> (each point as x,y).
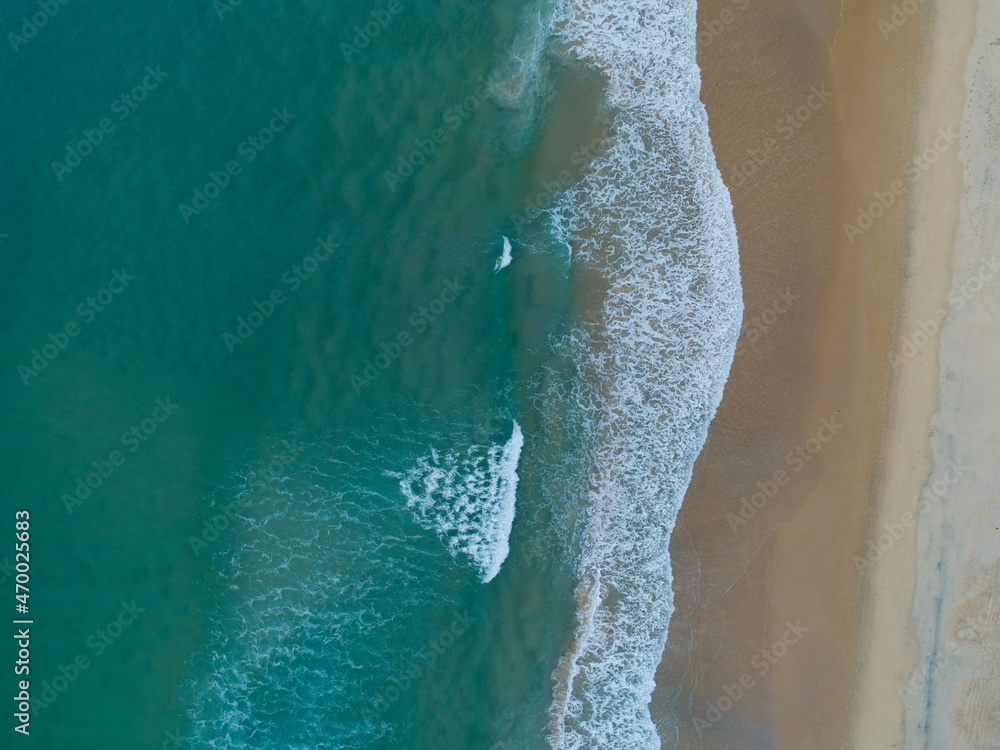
397,421 -> 524,583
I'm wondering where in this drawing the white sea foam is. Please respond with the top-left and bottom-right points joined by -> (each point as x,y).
398,421 -> 524,583
542,0 -> 744,747
487,4 -> 553,108
185,436 -> 448,750
495,235 -> 514,272
548,209 -> 575,263
486,1 -> 556,155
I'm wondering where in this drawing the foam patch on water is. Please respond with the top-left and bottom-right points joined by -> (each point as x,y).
398,421 -> 523,583
487,3 -> 553,108
486,1 -> 557,155
543,0 -> 744,747
495,235 -> 514,272
549,210 -> 575,263
185,436 -> 453,749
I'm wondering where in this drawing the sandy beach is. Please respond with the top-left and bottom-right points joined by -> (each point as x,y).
651,0 -> 999,747
851,0 -> 1000,746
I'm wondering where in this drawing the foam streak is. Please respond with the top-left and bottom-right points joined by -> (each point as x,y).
545,0 -> 743,746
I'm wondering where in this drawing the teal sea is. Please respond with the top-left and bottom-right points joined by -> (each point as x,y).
0,0 -> 742,748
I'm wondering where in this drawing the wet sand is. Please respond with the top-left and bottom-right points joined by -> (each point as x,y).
650,0 -> 939,747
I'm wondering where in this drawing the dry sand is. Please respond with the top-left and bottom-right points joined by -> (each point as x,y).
851,0 -> 1000,747
649,0 -> 999,747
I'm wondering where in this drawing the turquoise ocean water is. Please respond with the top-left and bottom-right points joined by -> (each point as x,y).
0,0 -> 742,748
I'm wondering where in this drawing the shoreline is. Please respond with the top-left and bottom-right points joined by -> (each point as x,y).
651,0 -> 942,746
543,1 -> 745,746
